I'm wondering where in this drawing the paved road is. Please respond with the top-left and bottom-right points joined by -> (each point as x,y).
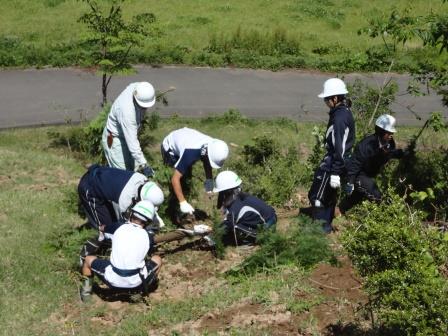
0,66 -> 446,129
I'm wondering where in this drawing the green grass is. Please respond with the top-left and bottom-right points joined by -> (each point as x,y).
0,120 -> 325,335
1,114 -> 445,335
0,0 -> 447,70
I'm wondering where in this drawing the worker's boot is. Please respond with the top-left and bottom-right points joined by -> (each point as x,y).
79,276 -> 93,302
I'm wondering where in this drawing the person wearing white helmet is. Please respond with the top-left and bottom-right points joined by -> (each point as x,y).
308,78 -> 356,233
212,171 -> 276,245
78,165 -> 165,265
161,127 -> 229,219
102,81 -> 156,176
78,164 -> 165,230
80,200 -> 162,302
338,114 -> 407,214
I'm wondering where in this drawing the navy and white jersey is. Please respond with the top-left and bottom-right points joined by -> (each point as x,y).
162,128 -> 213,175
321,104 -> 355,175
346,134 -> 400,182
222,194 -> 276,235
84,165 -> 147,214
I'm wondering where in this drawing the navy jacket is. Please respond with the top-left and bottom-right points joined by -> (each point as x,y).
321,104 -> 355,175
85,165 -> 134,202
346,134 -> 403,183
222,194 -> 276,237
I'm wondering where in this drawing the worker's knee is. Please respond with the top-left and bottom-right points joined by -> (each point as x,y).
84,255 -> 97,268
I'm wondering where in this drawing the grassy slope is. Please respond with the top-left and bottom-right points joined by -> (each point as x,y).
0,120 -> 316,335
0,0 -> 445,69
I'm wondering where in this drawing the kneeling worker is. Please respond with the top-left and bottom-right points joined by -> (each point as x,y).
80,200 -> 162,302
339,114 -> 407,214
213,171 -> 277,245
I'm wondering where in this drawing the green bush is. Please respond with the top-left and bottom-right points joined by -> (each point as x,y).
229,135 -> 309,206
48,106 -> 109,162
342,190 -> 448,335
228,215 -> 334,276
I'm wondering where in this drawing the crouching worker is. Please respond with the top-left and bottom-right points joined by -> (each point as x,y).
80,200 -> 162,302
339,114 -> 407,214
213,171 -> 277,245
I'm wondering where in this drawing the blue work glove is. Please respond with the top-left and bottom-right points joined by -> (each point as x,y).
204,179 -> 214,193
344,183 -> 354,195
141,165 -> 155,178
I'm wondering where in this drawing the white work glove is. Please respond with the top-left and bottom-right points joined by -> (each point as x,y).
193,224 -> 212,234
204,179 -> 214,193
329,175 -> 341,189
155,212 -> 165,229
180,200 -> 195,214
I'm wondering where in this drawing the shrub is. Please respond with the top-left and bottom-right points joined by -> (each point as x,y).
227,215 -> 335,276
229,135 -> 309,206
48,106 -> 109,162
341,190 -> 448,335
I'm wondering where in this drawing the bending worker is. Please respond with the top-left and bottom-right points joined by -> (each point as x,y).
213,170 -> 277,245
78,164 -> 164,230
161,127 -> 229,216
308,78 -> 355,233
80,200 -> 162,302
102,81 -> 156,176
339,114 -> 406,214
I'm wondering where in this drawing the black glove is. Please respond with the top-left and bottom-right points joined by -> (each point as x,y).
392,149 -> 405,159
141,165 -> 155,178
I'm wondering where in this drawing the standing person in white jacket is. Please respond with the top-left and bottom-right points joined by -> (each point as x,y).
102,82 -> 156,176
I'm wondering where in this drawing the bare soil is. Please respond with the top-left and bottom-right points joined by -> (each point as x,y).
52,211 -> 368,335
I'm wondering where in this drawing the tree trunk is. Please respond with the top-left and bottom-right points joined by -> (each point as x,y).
101,73 -> 107,107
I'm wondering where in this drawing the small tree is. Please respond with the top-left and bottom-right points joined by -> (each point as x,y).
78,0 -> 155,106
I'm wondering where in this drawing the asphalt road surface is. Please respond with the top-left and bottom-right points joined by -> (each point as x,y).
0,66 -> 446,129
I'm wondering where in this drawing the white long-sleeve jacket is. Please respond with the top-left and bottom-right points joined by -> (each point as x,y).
105,83 -> 147,167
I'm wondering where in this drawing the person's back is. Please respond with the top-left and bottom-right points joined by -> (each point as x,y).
105,222 -> 151,288
346,134 -> 396,179
226,193 -> 276,231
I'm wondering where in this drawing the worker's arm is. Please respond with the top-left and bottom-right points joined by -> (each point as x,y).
171,169 -> 185,202
202,157 -> 214,192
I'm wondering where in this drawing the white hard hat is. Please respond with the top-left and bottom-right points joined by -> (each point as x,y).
213,170 -> 242,193
375,114 -> 397,133
132,200 -> 155,222
133,82 -> 156,108
208,139 -> 229,169
318,78 -> 348,98
140,181 -> 164,207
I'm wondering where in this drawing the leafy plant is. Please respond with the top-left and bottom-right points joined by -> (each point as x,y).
78,0 -> 156,105
229,135 -> 309,206
227,215 -> 334,276
342,190 -> 448,335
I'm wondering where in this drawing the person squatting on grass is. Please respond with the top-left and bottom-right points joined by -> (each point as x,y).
213,171 -> 277,245
102,82 -> 156,177
338,114 -> 408,214
161,127 -> 229,217
308,78 -> 355,233
78,164 -> 164,263
80,200 -> 162,302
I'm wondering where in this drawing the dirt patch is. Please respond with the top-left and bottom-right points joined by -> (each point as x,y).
155,300 -> 300,336
298,256 -> 368,335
